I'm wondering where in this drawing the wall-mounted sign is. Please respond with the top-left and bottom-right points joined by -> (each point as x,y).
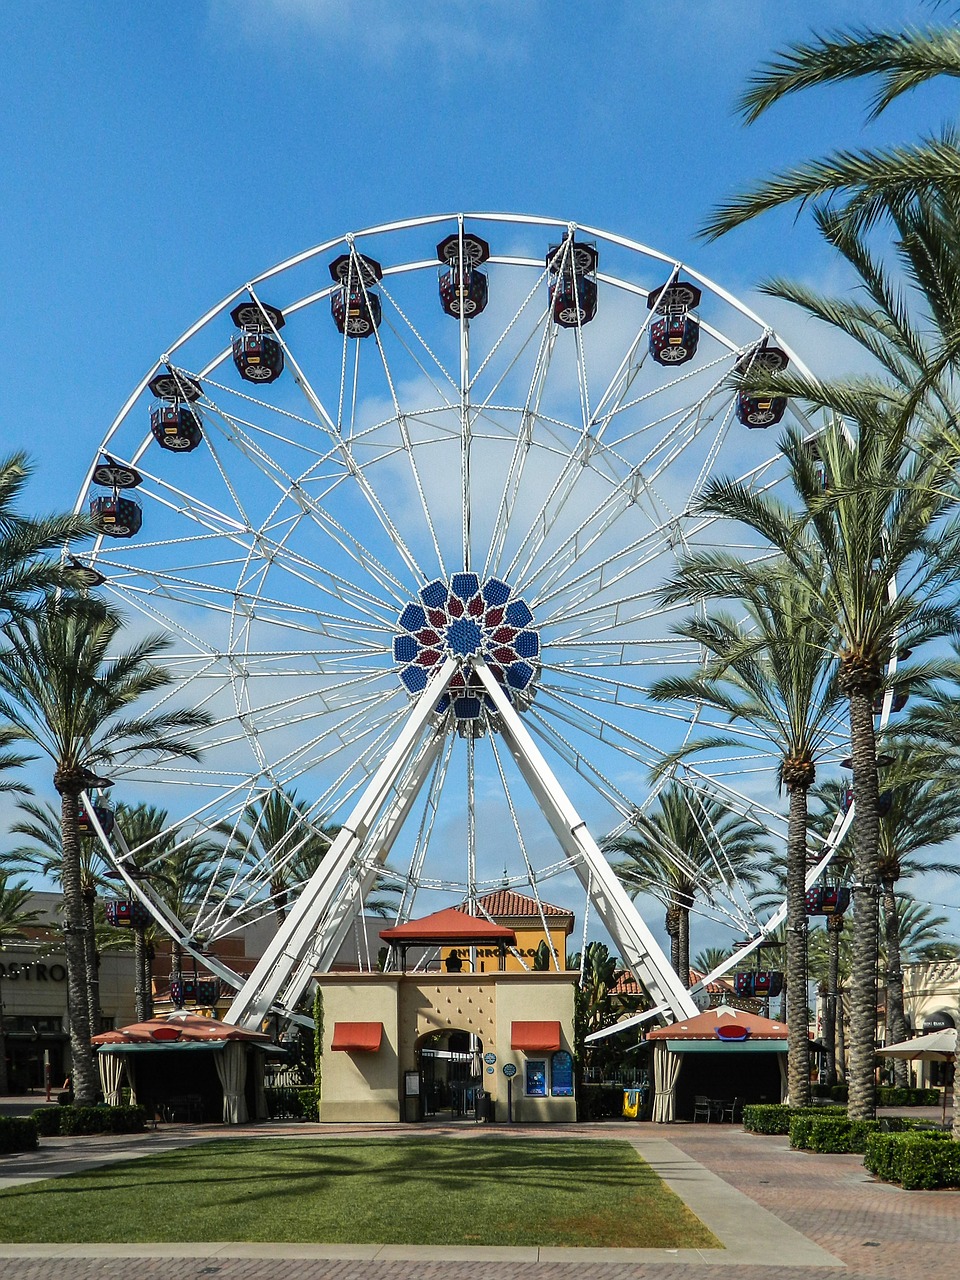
483,1052 -> 496,1064
0,959 -> 67,982
404,1071 -> 420,1097
550,1049 -> 574,1097
502,1063 -> 516,1078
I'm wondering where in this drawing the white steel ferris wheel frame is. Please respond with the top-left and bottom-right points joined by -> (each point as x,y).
72,211 -> 851,1033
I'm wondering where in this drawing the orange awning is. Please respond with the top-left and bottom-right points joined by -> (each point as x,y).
511,1020 -> 561,1052
331,1021 -> 383,1052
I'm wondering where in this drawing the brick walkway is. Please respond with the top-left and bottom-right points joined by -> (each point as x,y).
0,1116 -> 957,1279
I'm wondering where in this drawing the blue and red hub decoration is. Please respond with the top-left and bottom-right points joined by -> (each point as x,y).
392,573 -> 540,722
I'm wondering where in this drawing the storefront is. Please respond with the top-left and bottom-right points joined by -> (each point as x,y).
316,907 -> 578,1123
0,945 -> 138,1092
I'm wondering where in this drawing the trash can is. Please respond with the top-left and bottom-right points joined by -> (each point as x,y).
622,1088 -> 641,1119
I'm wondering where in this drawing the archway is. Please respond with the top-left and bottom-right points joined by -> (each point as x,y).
417,1028 -> 483,1121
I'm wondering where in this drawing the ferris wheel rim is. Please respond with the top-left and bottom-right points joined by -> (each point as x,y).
75,211 -> 846,1016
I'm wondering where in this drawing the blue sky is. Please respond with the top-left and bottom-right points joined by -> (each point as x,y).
4,1 -> 960,956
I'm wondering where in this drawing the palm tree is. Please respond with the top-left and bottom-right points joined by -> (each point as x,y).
0,872 -> 44,1093
874,753 -> 960,1080
10,798 -> 111,1036
0,452 -> 94,616
702,23 -> 960,242
607,784 -> 768,996
112,803 -> 236,1012
808,915 -> 852,1084
234,788 -> 337,925
650,566 -> 841,1108
0,597 -> 212,1104
667,416 -> 960,1118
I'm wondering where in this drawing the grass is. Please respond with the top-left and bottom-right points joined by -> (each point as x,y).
0,1137 -> 718,1248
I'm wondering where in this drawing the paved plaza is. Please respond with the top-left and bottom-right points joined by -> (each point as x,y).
0,1108 -> 957,1280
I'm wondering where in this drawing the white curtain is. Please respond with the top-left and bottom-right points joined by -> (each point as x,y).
215,1041 -> 249,1124
253,1050 -> 267,1120
124,1056 -> 137,1105
652,1042 -> 682,1122
98,1052 -> 125,1106
778,1051 -> 788,1102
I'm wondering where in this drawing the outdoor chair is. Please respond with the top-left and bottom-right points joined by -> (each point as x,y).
693,1095 -> 714,1122
718,1097 -> 742,1123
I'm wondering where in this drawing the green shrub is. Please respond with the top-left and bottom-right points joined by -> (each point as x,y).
297,1088 -> 319,1121
829,1084 -> 849,1103
795,1115 -> 898,1153
876,1086 -> 940,1107
0,1117 -> 38,1154
745,1103 -> 843,1136
865,1131 -> 960,1189
30,1107 -> 62,1136
58,1105 -> 146,1136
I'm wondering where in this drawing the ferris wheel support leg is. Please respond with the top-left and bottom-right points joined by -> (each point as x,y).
280,732 -> 447,995
473,662 -> 698,1022
223,657 -> 458,1030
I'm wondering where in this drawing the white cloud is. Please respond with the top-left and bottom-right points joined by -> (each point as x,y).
208,0 -> 540,70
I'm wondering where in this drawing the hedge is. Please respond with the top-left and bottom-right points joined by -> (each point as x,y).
790,1114 -> 912,1153
743,1103 -> 844,1135
0,1116 -> 38,1154
57,1105 -> 147,1136
865,1131 -> 960,1190
30,1107 -> 63,1136
876,1086 -> 940,1108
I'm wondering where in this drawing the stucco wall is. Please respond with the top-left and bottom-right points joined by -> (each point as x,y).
319,978 -> 401,1122
316,970 -> 578,1123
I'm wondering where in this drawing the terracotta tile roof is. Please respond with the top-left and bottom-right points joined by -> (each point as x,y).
611,968 -> 734,997
467,889 -> 573,919
379,906 -> 516,943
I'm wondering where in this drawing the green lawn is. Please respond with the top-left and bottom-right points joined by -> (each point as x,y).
0,1138 -> 718,1248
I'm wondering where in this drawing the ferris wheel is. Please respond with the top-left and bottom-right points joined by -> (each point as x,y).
73,212 -> 848,1029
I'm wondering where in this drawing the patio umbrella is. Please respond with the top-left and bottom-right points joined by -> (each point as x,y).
878,1028 -> 956,1125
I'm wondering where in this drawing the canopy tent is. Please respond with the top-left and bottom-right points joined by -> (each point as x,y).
647,1005 -> 791,1121
92,1011 -> 274,1123
878,1028 -> 956,1125
380,907 -> 516,972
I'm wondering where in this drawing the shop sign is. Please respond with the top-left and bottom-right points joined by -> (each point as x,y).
0,958 -> 67,982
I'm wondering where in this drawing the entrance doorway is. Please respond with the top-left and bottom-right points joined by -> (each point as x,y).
418,1029 -> 483,1120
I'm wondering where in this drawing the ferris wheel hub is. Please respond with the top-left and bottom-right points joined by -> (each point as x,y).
393,573 -> 541,726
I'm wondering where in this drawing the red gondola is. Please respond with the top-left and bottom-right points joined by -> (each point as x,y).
736,392 -> 787,429
150,404 -> 203,452
329,253 -> 383,338
77,802 -> 115,838
90,496 -> 142,539
647,280 -> 701,366
546,241 -> 598,328
437,233 -> 490,318
230,302 -> 285,383
105,899 -> 151,929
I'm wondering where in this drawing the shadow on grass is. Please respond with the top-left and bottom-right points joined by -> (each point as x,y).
0,1139 -> 719,1249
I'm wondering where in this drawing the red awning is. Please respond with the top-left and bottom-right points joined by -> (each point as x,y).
511,1020 -> 561,1052
331,1021 -> 383,1052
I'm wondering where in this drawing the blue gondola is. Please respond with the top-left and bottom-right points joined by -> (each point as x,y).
90,496 -> 142,539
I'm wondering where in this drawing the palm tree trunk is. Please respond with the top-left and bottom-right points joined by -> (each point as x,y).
847,687 -> 881,1120
677,904 -> 691,990
171,940 -> 183,1006
57,788 -> 97,1104
144,941 -> 154,1020
82,885 -> 100,1035
836,988 -> 847,1082
881,882 -> 909,1087
665,905 -> 681,978
785,784 -> 811,1107
134,925 -> 149,1022
824,915 -> 843,1087
0,1024 -> 8,1095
